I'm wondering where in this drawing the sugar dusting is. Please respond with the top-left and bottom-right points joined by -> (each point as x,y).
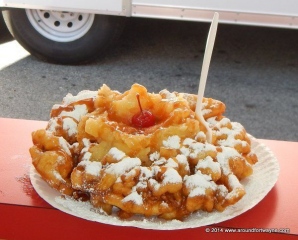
122,190 -> 143,205
108,147 -> 126,161
62,118 -> 78,136
184,171 -> 216,197
33,131 -> 281,230
61,90 -> 97,105
30,87 -> 274,229
105,157 -> 141,176
79,160 -> 102,176
163,136 -> 181,149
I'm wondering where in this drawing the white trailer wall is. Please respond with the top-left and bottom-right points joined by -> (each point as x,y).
1,0 -> 128,15
132,0 -> 298,16
132,0 -> 298,28
1,0 -> 298,28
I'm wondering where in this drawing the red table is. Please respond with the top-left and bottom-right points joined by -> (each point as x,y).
0,118 -> 297,240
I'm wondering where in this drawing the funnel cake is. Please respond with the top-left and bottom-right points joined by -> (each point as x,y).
30,83 -> 258,220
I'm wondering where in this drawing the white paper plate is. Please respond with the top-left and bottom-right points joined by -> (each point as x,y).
30,136 -> 280,230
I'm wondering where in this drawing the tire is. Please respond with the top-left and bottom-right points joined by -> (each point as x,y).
2,8 -> 126,64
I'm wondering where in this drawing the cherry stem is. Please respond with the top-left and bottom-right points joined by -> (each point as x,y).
136,93 -> 144,115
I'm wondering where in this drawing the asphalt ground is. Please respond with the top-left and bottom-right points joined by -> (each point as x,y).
0,14 -> 297,141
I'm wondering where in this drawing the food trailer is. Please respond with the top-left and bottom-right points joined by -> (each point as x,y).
1,0 -> 297,64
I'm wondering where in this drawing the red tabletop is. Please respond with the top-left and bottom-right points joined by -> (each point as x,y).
0,117 -> 297,240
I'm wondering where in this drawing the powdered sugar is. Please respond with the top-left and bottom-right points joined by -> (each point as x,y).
217,147 -> 241,175
58,137 -> 71,156
31,137 -> 279,230
184,171 -> 216,197
47,118 -> 59,132
149,152 -> 160,161
134,167 -> 153,190
82,152 -> 92,161
159,89 -> 178,101
226,174 -> 244,200
162,168 -> 182,185
122,191 -> 143,205
182,140 -> 216,159
32,86 -> 263,225
195,156 -> 221,174
108,147 -> 126,161
62,118 -> 77,136
79,160 -> 102,176
164,158 -> 179,168
52,170 -> 65,182
176,154 -> 190,171
60,105 -> 88,122
195,131 -> 206,141
28,83 -> 271,228
62,90 -> 98,105
163,136 -> 181,149
105,157 -> 141,176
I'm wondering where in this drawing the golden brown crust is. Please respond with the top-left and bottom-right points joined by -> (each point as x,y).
30,83 -> 258,220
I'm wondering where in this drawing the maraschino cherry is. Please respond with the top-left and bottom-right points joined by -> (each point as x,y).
132,93 -> 155,128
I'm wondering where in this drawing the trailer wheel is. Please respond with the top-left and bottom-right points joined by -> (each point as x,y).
3,8 -> 125,64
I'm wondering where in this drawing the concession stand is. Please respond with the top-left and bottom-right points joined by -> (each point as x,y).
0,117 -> 297,239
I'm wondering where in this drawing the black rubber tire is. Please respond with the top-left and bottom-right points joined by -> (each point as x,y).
2,8 -> 126,64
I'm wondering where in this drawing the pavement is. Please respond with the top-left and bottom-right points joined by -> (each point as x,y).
0,15 -> 297,141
